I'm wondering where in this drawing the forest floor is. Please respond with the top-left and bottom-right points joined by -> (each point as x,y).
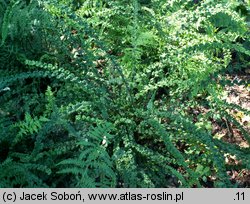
214,71 -> 250,187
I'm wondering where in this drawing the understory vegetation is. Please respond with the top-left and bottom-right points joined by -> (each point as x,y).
0,0 -> 250,187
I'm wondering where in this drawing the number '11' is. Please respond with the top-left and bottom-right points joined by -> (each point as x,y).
236,192 -> 244,200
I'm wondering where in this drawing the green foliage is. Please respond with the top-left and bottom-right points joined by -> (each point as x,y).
57,122 -> 116,187
0,0 -> 249,187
